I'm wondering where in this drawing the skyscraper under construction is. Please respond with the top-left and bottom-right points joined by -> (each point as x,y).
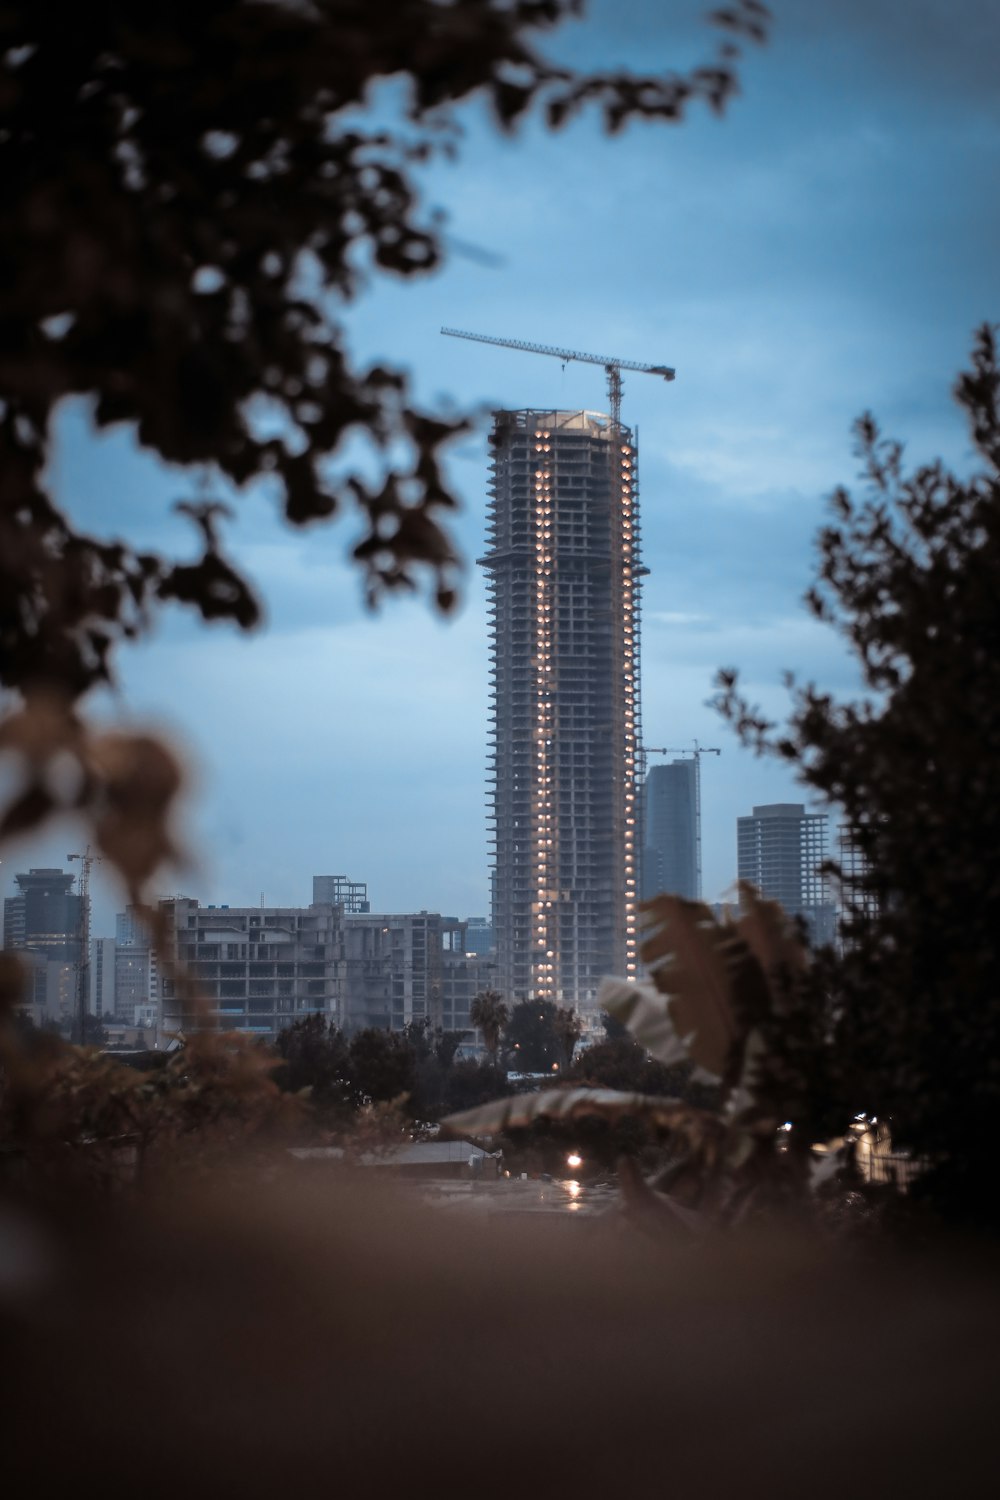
481,409 -> 641,1013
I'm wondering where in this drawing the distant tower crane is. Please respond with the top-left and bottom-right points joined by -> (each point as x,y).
68,845 -> 101,1045
440,327 -> 675,436
642,741 -> 721,900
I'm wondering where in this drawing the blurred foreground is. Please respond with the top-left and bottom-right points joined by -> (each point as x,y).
2,1171 -> 998,1498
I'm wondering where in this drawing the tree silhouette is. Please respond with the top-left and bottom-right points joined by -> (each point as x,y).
0,0 -> 771,899
715,325 -> 1000,1228
0,1 -> 770,696
470,990 -> 509,1067
504,999 -> 577,1072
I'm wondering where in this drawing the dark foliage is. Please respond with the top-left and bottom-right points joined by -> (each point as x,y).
715,326 -> 1000,1229
441,1057 -> 514,1115
0,0 -> 769,706
273,1015 -> 510,1123
569,1035 -> 721,1110
348,1026 -> 418,1105
503,999 -> 581,1072
469,989 -> 508,1063
273,1013 -> 355,1120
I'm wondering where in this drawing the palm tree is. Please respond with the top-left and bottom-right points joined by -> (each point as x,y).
470,990 -> 509,1069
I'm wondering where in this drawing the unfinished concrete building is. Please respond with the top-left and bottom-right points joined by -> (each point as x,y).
342,912 -> 494,1034
157,897 -> 345,1037
481,409 -> 641,1013
737,803 -> 837,946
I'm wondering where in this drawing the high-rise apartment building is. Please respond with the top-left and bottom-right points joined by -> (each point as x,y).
641,760 -> 698,901
3,867 -> 81,961
90,937 -> 117,1016
113,905 -> 160,1024
737,803 -> 836,945
3,868 -> 82,1024
481,408 -> 641,1012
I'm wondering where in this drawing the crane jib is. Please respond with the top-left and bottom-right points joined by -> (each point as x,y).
440,327 -> 675,382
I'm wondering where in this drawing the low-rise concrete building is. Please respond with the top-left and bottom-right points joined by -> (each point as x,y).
158,897 -> 345,1038
343,912 -> 495,1033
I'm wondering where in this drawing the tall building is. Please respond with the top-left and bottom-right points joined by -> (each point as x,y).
113,906 -> 160,1024
90,937 -> 117,1016
10,950 -> 76,1027
481,408 -> 641,1012
737,803 -> 836,945
641,759 -> 698,901
3,867 -> 81,961
836,823 -> 880,945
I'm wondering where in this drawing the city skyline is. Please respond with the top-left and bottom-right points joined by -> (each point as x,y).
1,1 -> 996,946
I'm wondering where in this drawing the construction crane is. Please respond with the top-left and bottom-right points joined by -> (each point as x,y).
68,846 -> 101,1045
440,327 -> 675,435
642,742 -> 721,900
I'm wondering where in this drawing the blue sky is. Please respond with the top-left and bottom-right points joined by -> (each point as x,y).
4,0 -> 999,942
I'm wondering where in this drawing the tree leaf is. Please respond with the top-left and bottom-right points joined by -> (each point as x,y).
640,894 -> 743,1077
596,977 -> 691,1068
441,1085 -> 710,1139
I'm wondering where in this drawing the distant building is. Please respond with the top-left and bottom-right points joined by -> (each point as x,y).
837,824 -> 879,916
3,867 -> 81,962
641,760 -> 698,901
483,408 -> 642,1013
462,917 -> 494,956
113,906 -> 160,1025
115,906 -> 145,946
90,937 -> 116,1016
115,943 -> 158,1024
157,897 -> 345,1037
312,875 -> 370,913
10,950 -> 76,1027
343,912 -> 493,1034
737,803 -> 836,946
836,823 -> 881,942
3,868 -> 83,1025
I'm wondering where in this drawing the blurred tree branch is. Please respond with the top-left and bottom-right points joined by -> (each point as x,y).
714,325 -> 1000,1228
0,0 -> 769,897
